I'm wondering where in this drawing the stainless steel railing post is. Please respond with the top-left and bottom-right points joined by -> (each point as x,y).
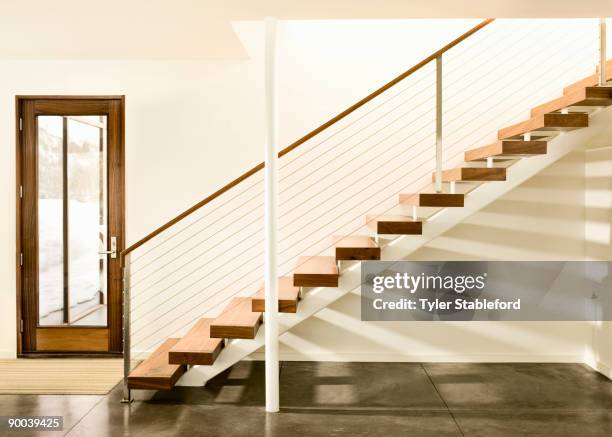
121,253 -> 132,404
435,55 -> 443,193
600,18 -> 607,86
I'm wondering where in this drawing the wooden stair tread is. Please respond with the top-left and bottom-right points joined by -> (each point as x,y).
465,140 -> 547,161
399,193 -> 464,207
531,86 -> 612,118
293,256 -> 339,287
498,113 -> 588,140
128,338 -> 186,390
563,59 -> 612,95
334,235 -> 380,261
366,215 -> 423,235
251,277 -> 300,313
168,318 -> 223,366
210,297 -> 262,339
431,167 -> 506,182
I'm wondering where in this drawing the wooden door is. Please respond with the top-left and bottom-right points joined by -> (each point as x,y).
17,96 -> 125,355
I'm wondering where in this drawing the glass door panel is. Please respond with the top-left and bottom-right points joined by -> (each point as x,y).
37,116 -> 65,325
37,115 -> 108,327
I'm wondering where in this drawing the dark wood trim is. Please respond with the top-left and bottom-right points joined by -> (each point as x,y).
28,324 -> 109,329
20,99 -> 38,352
121,19 -> 494,260
15,96 -> 23,356
19,352 -> 123,358
36,328 -> 109,352
16,95 -> 124,100
16,95 -> 125,356
33,100 -> 112,116
107,98 -> 125,353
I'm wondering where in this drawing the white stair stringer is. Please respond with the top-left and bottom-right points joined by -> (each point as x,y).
386,107 -> 609,260
177,107 -> 610,387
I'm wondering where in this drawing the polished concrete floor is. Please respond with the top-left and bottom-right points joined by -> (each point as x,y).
1,362 -> 612,436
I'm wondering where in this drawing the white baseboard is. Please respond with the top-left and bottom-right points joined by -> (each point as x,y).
247,351 -> 583,363
0,350 -> 16,359
584,358 -> 612,380
30,348 -> 612,380
136,349 -> 590,364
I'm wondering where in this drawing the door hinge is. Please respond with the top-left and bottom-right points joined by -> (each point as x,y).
19,185 -> 23,199
19,319 -> 24,333
19,118 -> 23,131
20,253 -> 23,266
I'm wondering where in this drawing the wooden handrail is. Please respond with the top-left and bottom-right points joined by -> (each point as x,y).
121,18 -> 494,260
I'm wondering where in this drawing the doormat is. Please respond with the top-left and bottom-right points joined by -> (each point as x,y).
0,359 -> 123,395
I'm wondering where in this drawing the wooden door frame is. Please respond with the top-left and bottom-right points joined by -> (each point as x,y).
16,95 -> 125,357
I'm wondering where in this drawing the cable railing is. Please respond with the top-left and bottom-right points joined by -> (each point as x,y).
120,18 -> 607,401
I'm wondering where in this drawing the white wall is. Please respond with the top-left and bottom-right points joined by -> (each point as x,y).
584,143 -> 612,377
0,19 -> 481,357
0,19 -> 606,366
0,59 -> 265,357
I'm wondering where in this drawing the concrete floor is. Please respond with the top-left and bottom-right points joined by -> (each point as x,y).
1,362 -> 612,436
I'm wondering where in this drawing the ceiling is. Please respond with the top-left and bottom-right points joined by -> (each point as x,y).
1,0 -> 611,59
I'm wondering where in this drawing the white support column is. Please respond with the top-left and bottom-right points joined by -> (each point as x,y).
434,55 -> 443,193
486,157 -> 493,168
600,18 -> 607,86
264,16 -> 279,414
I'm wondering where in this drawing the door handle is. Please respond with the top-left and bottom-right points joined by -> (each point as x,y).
98,236 -> 117,259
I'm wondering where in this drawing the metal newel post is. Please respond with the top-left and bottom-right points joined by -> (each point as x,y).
121,254 -> 132,403
435,55 -> 443,193
264,16 -> 280,414
600,18 -> 607,86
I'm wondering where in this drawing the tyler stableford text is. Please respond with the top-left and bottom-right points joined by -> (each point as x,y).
372,297 -> 521,311
369,272 -> 521,312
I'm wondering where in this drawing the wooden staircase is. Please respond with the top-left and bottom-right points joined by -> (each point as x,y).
334,235 -> 380,261
210,298 -> 263,340
464,140 -> 547,161
128,339 -> 186,390
293,256 -> 339,287
127,58 -> 612,393
251,277 -> 301,313
432,167 -> 507,182
366,215 -> 423,234
168,319 -> 223,366
399,193 -> 465,207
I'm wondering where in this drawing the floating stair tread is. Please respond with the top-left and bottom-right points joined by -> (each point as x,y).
366,215 -> 423,235
399,193 -> 464,207
210,297 -> 262,340
251,277 -> 300,313
293,256 -> 339,288
431,167 -> 506,182
563,59 -> 612,95
531,86 -> 612,118
334,235 -> 380,261
128,338 -> 186,390
168,318 -> 223,366
498,113 -> 588,140
465,140 -> 547,161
